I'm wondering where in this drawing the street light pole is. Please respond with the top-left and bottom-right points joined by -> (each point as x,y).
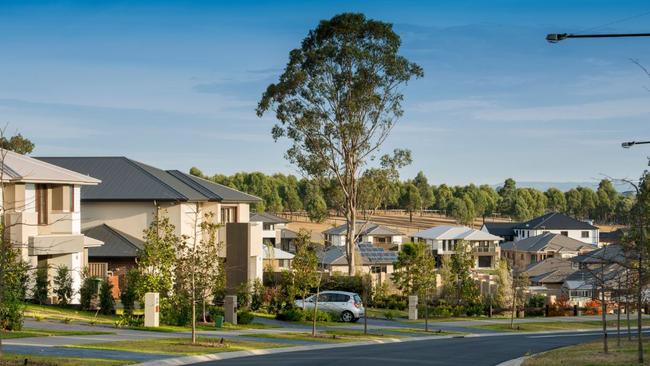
547,32 -> 650,43
622,141 -> 650,148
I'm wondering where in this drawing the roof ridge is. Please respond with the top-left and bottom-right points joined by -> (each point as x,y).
534,212 -> 557,228
192,174 -> 261,201
167,170 -> 218,200
123,158 -> 189,201
103,224 -> 143,250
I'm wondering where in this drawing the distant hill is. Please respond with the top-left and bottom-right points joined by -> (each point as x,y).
492,181 -> 630,192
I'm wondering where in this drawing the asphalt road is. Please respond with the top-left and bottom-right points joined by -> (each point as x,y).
192,331 -> 613,366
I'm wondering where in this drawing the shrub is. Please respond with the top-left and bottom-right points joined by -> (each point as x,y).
208,306 -> 224,322
115,314 -> 143,328
120,270 -> 140,316
432,305 -> 453,318
304,309 -> 333,322
53,265 -> 73,306
384,310 -> 395,320
0,301 -> 24,331
237,310 -> 255,325
583,299 -> 601,316
250,280 -> 263,311
160,295 -> 192,326
236,282 -> 251,308
99,280 -> 115,315
33,267 -> 49,305
276,308 -> 306,322
528,294 -> 546,308
80,276 -> 100,311
465,302 -> 485,317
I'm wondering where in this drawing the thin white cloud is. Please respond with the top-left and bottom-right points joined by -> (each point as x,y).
410,98 -> 493,113
474,97 -> 650,122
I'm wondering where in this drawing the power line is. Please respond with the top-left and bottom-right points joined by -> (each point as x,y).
574,10 -> 650,35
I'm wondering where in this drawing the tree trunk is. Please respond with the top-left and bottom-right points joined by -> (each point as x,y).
312,283 -> 321,337
347,205 -> 357,276
637,252 -> 644,363
601,284 -> 608,354
627,270 -> 631,341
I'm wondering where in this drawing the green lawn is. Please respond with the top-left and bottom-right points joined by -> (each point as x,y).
25,304 -> 118,325
66,337 -> 288,355
366,307 -> 408,319
0,353 -> 133,366
377,327 -> 462,336
0,328 -> 113,339
473,319 -> 650,332
523,339 -> 650,366
241,330 -> 401,343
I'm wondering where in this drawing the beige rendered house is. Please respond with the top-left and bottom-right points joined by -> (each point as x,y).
500,232 -> 597,271
37,156 -> 264,289
412,225 -> 502,269
2,151 -> 101,304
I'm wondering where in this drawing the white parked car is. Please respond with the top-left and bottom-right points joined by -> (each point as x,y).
295,290 -> 365,322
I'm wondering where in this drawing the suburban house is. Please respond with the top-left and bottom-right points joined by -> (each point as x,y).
322,221 -> 403,251
36,156 -> 264,292
250,211 -> 299,253
599,229 -> 624,246
500,232 -> 597,271
512,212 -> 599,246
411,225 -> 502,269
563,244 -> 631,306
263,245 -> 294,271
523,257 -> 577,299
480,222 -> 518,242
318,242 -> 398,284
2,151 -> 101,304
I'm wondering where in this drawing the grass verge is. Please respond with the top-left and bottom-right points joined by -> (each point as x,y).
1,328 -> 113,339
473,319 -> 650,332
66,337 -> 288,355
377,327 -> 462,336
523,339 -> 650,366
241,329 -> 401,343
0,353 -> 133,366
25,304 -> 117,325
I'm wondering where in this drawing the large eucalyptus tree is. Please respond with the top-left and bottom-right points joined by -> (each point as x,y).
257,13 -> 422,275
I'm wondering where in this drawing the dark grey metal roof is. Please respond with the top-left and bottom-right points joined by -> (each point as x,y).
515,212 -> 597,230
500,232 -> 596,253
84,224 -> 144,258
482,222 -> 519,237
35,157 -> 260,203
250,212 -> 289,224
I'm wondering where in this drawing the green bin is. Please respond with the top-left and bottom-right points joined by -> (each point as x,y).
215,315 -> 224,328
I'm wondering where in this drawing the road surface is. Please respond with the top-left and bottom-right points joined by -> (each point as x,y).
191,330 -> 620,366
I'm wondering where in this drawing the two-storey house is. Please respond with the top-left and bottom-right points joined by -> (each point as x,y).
411,225 -> 502,269
322,221 -> 403,251
37,156 -> 263,292
501,232 -> 597,271
3,151 -> 101,304
512,212 -> 599,246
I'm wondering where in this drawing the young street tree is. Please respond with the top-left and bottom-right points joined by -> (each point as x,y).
257,13 -> 423,275
291,230 -> 319,310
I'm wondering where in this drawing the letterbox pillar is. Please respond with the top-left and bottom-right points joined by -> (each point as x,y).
144,292 -> 160,327
225,295 -> 237,325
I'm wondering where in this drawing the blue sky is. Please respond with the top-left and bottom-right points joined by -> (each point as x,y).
2,1 -> 650,186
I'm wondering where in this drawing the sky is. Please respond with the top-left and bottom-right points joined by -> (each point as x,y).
2,0 -> 650,186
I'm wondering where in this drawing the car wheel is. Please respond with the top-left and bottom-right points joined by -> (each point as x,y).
341,311 -> 354,322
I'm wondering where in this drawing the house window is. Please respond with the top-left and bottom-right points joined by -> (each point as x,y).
560,231 -> 569,237
581,231 -> 589,238
263,223 -> 273,231
371,265 -> 387,273
35,184 -> 48,225
69,185 -> 75,212
220,207 -> 237,224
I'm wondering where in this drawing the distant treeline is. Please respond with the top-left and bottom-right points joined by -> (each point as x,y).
189,168 -> 633,225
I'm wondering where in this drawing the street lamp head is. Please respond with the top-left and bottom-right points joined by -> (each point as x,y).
546,33 -> 568,43
622,141 -> 635,149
